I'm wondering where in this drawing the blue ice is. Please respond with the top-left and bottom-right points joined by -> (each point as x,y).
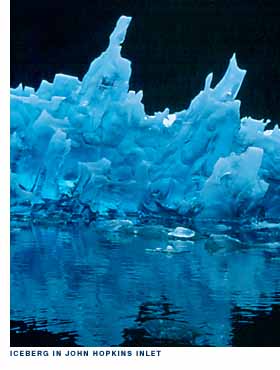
10,16 -> 280,222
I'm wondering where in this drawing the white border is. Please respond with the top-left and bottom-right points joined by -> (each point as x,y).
1,0 -> 279,369
0,0 -> 11,368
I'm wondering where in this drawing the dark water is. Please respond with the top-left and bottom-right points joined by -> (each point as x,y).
10,220 -> 280,346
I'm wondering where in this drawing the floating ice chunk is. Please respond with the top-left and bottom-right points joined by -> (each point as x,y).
206,234 -> 243,252
168,227 -> 195,239
165,245 -> 174,252
250,221 -> 280,230
96,219 -> 134,233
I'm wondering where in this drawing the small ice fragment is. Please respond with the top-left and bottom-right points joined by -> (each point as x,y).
168,227 -> 195,239
97,219 -> 134,233
206,234 -> 242,251
162,245 -> 176,254
251,221 -> 280,230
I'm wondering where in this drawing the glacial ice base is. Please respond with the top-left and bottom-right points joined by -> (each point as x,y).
11,16 -> 280,223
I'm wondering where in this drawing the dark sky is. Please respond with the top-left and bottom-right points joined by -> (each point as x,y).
11,0 -> 280,123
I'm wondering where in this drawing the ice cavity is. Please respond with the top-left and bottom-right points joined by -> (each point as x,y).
10,16 -> 280,222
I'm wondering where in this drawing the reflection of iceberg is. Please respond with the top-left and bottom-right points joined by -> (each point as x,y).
11,16 -> 280,221
10,224 -> 280,346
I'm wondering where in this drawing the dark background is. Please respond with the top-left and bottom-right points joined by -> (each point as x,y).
11,0 -> 280,124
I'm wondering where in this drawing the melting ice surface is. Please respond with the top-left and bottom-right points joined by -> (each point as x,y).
10,16 -> 280,222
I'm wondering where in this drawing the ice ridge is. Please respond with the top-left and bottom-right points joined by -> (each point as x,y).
10,16 -> 280,222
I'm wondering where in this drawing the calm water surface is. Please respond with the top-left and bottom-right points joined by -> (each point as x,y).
10,220 -> 280,346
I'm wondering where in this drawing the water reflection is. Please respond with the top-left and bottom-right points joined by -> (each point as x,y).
10,221 -> 280,346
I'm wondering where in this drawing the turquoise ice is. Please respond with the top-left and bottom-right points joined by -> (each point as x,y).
10,16 -> 280,221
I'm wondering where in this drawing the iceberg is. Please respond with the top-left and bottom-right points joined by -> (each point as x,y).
10,16 -> 280,222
